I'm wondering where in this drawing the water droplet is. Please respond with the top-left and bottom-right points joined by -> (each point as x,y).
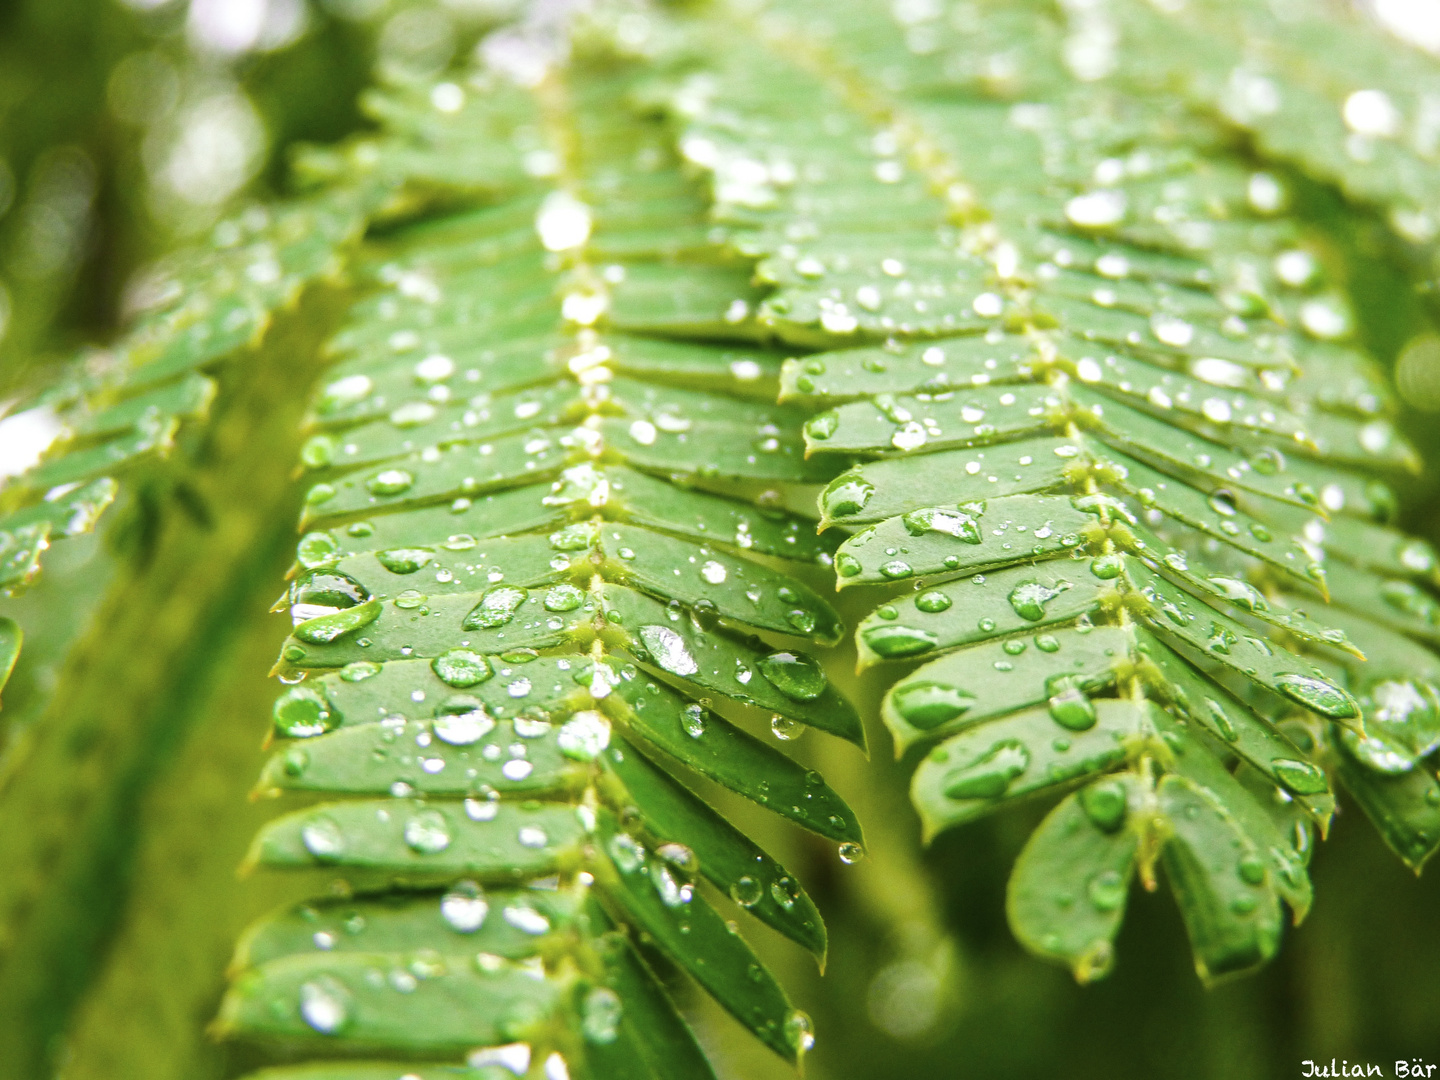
1048,686 -> 1097,731
681,703 -> 706,738
758,651 -> 827,700
730,875 -> 762,906
838,842 -> 865,864
823,476 -> 874,518
404,809 -> 452,854
301,815 -> 346,862
367,469 -> 415,497
770,876 -> 801,910
296,531 -> 339,569
395,590 -> 426,609
651,862 -> 694,907
1087,869 -> 1126,913
943,740 -> 1030,799
700,560 -> 727,585
771,714 -> 804,740
1008,580 -> 1071,621
915,590 -> 953,613
1089,554 -> 1124,580
535,190 -> 592,252
608,832 -> 645,873
557,710 -> 611,761
432,648 -> 493,688
805,411 -> 839,441
292,570 -> 369,616
543,584 -> 584,612
863,624 -> 938,658
518,825 -> 548,848
293,598 -> 383,645
433,697 -> 496,745
299,975 -> 351,1034
1065,189 -> 1126,228
637,624 -> 698,675
1237,854 -> 1266,886
902,507 -> 982,543
1272,757 -> 1329,795
463,587 -> 528,630
1206,576 -> 1268,612
893,681 -> 974,729
1274,674 -> 1358,720
582,987 -> 622,1044
376,548 -> 433,574
273,686 -> 336,738
1079,780 -> 1127,832
786,1009 -> 816,1055
441,881 -> 489,932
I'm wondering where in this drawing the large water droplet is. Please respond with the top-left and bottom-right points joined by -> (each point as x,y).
823,475 -> 874,518
463,587 -> 528,631
1048,686 -> 1097,731
273,686 -> 337,738
298,975 -> 351,1034
376,548 -> 433,574
581,987 -> 622,1045
786,1009 -> 816,1055
292,570 -> 369,617
1206,576 -> 1268,612
757,651 -> 827,701
1087,869 -> 1126,912
367,469 -> 415,496
293,597 -> 383,645
1272,757 -> 1329,795
893,681 -> 974,729
730,875 -> 762,906
433,696 -> 495,745
863,624 -> 938,658
681,703 -> 706,738
943,740 -> 1030,799
902,507 -> 982,542
1236,854 -> 1266,886
405,809 -> 452,854
432,648 -> 493,687
1079,780 -> 1127,832
544,584 -> 584,612
1274,673 -> 1358,720
915,590 -> 952,613
557,710 -> 611,761
1008,580 -> 1071,621
302,815 -> 346,862
637,624 -> 699,675
441,881 -> 489,932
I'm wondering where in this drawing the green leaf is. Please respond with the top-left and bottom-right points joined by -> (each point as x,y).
856,562 -> 1114,669
835,494 -> 1101,587
1006,778 -> 1140,983
594,810 -> 807,1064
0,617 -> 19,702
1157,775 -> 1284,985
604,735 -> 827,958
912,699 -> 1154,840
215,950 -> 561,1051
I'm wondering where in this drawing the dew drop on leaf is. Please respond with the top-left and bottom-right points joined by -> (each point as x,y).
440,881 -> 489,932
943,740 -> 1030,799
892,681 -> 974,729
758,650 -> 827,700
404,809 -> 452,854
432,648 -> 493,688
298,976 -> 351,1035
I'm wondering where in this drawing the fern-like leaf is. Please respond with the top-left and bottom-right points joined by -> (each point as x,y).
203,25 -> 860,1079
656,0 -> 1440,984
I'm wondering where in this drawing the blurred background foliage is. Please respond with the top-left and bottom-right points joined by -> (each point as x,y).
5,1 -> 1440,1078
